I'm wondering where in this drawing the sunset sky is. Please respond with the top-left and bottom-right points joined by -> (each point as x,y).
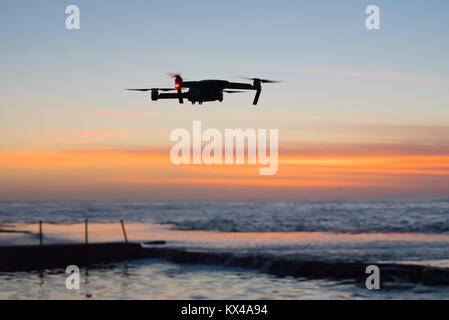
1,1 -> 449,200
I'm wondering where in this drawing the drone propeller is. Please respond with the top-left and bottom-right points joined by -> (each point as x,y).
235,76 -> 281,105
223,90 -> 245,93
125,88 -> 176,92
125,88 -> 151,92
237,76 -> 282,83
167,72 -> 182,78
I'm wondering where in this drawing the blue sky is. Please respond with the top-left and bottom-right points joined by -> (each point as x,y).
1,1 -> 449,141
1,1 -> 448,122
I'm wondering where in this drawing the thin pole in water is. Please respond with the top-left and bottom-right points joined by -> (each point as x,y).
120,219 -> 128,243
85,219 -> 88,245
39,221 -> 43,246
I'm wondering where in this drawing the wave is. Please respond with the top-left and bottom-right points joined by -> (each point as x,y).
2,241 -> 448,286
1,199 -> 449,234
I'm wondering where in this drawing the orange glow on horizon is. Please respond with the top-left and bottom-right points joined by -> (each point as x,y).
1,148 -> 448,194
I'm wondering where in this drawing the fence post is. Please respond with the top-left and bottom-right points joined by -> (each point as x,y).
120,219 -> 128,243
85,219 -> 88,245
39,221 -> 43,246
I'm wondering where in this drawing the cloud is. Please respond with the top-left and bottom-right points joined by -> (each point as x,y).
32,137 -> 103,143
45,130 -> 125,136
279,141 -> 449,156
33,130 -> 126,144
0,147 -> 448,200
62,110 -> 156,118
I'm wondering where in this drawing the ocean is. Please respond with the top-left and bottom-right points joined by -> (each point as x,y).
1,200 -> 449,299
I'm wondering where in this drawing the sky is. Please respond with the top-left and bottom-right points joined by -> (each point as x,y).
0,0 -> 449,200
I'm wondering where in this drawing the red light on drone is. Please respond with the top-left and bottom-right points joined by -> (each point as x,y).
174,83 -> 180,89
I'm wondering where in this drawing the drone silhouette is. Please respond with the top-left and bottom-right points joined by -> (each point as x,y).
126,73 -> 280,105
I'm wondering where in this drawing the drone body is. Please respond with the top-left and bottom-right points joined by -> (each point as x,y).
126,74 -> 280,105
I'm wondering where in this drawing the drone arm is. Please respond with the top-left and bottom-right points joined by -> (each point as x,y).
176,88 -> 184,104
225,82 -> 255,90
179,81 -> 199,88
253,88 -> 262,105
157,92 -> 189,100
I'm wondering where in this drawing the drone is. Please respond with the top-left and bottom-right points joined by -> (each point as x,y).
126,73 -> 280,105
